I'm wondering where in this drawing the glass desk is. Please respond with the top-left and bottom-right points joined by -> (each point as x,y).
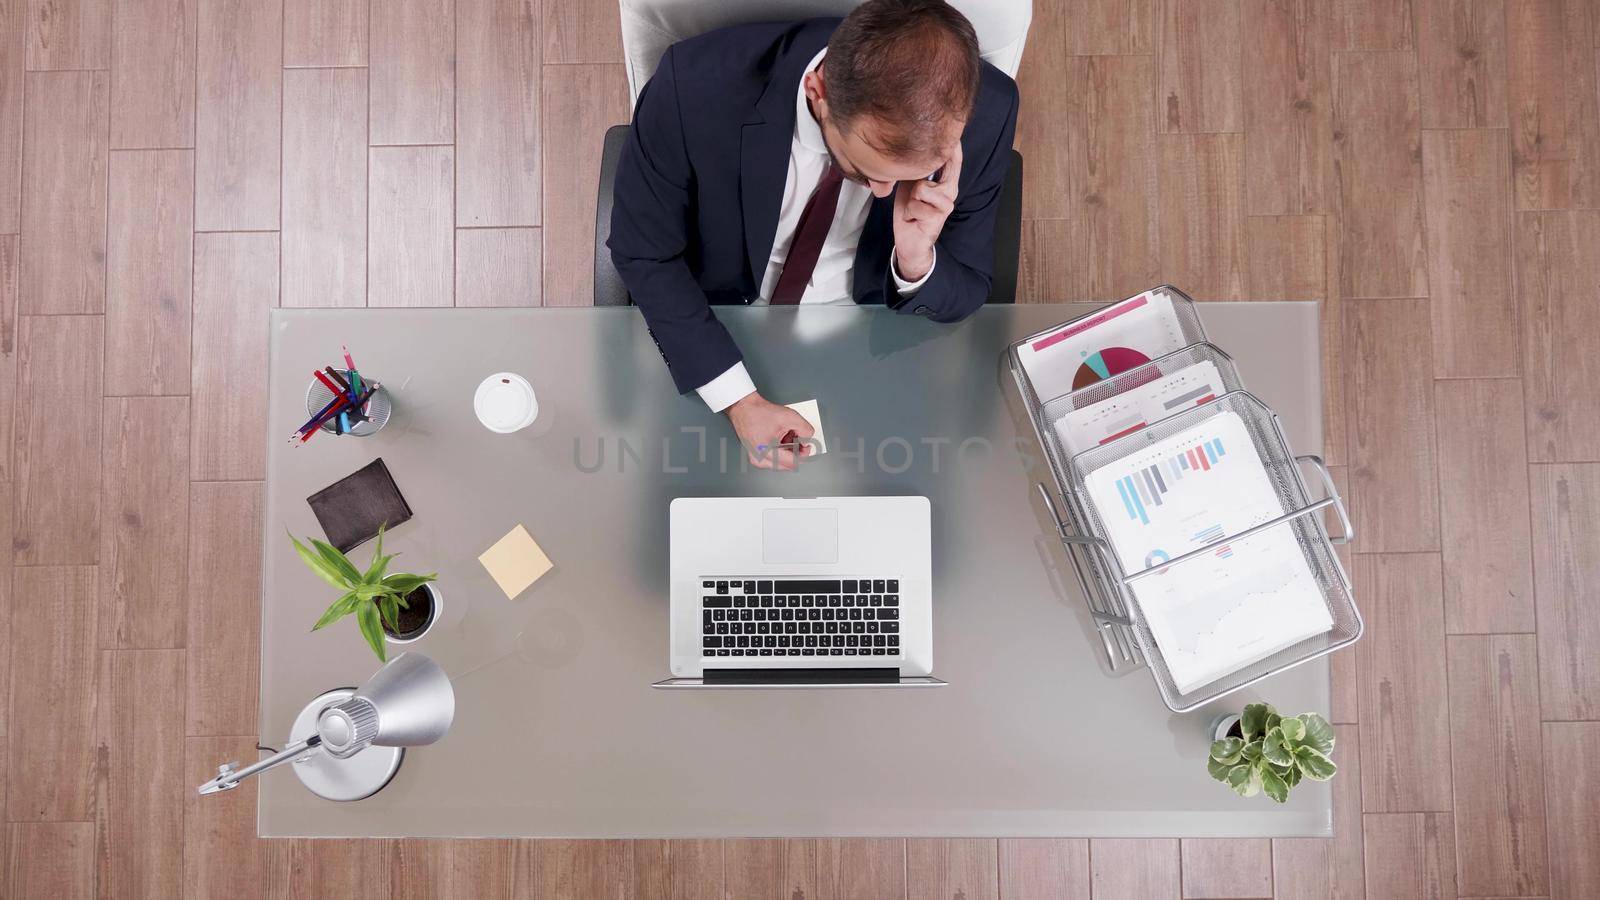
258,303 -> 1331,837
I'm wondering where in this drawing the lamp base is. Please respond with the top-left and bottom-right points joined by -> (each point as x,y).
289,688 -> 404,801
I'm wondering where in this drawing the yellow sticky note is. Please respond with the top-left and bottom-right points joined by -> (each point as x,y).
478,524 -> 553,600
785,399 -> 827,454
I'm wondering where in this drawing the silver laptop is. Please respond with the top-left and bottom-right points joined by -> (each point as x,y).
653,496 -> 943,688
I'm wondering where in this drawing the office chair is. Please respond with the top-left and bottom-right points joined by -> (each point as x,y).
593,0 -> 1032,307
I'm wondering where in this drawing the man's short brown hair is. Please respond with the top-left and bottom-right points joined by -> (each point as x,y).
824,0 -> 981,160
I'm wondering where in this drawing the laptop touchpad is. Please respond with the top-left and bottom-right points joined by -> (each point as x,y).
762,508 -> 839,565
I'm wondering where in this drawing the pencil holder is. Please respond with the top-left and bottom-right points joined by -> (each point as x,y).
305,369 -> 392,437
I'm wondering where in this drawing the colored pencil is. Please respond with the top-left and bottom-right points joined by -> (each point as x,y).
312,368 -> 344,397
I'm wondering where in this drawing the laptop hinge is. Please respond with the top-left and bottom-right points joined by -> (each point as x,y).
703,667 -> 899,685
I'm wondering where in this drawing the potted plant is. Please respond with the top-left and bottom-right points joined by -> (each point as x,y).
289,526 -> 439,661
1207,702 -> 1336,803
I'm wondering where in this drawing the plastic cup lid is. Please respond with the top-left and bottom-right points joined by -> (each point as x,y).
474,373 -> 538,433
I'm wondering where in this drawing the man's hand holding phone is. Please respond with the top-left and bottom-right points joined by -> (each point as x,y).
726,392 -> 816,471
891,140 -> 962,282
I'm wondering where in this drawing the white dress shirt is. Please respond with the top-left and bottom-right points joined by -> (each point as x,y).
696,49 -> 934,412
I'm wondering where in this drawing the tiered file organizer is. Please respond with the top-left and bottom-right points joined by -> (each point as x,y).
1009,286 -> 1362,712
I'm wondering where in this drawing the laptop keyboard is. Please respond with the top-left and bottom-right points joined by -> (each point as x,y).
700,578 -> 901,659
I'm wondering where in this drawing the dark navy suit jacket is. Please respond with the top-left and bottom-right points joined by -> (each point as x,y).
608,18 -> 1020,395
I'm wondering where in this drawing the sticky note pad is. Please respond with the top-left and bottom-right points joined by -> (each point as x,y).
478,524 -> 553,600
785,399 -> 827,455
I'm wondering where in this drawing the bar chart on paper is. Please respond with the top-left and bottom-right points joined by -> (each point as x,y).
1115,437 -> 1228,525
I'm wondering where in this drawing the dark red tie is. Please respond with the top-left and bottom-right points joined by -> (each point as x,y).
771,164 -> 845,304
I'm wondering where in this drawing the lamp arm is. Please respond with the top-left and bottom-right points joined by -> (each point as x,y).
196,735 -> 323,795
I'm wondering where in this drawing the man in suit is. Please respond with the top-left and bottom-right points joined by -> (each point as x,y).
609,0 -> 1019,470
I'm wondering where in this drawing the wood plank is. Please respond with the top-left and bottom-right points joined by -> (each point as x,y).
1328,468 -> 1357,722
1070,0 -> 1154,55
190,232 -> 276,480
110,0 -> 196,148
1361,813 -> 1458,899
0,235 -> 17,483
541,63 -> 628,307
1355,553 -> 1453,813
543,0 -> 622,64
183,736 -> 275,897
5,566 -> 98,821
1245,215 -> 1325,299
449,839 -> 523,899
1321,220 -> 1347,466
95,649 -> 184,897
1088,839 -> 1180,900
456,228 -> 541,307
20,70 -> 107,315
1156,0 -> 1242,134
457,0 -> 540,227
1272,722 -> 1366,900
669,839 -> 723,900
1516,211 -> 1600,462
1434,378 -> 1536,633
185,481 -> 262,736
1507,0 -> 1600,210
1446,635 -> 1548,895
1072,55 -> 1159,302
5,822 -> 94,900
725,839 -> 821,900
390,838 -> 449,899
1179,839 -> 1271,898
1416,0 -> 1509,128
1544,722 -> 1600,900
632,838 -> 669,898
998,839 -> 1090,900
0,481 -> 12,737
370,0 -> 453,145
194,0 -> 280,231
25,0 -> 108,69
283,0 -> 366,67
100,397 -> 189,649
370,145 -> 454,307
105,148 -> 194,393
1332,0 -> 1415,49
906,839 -> 999,900
1013,0 -> 1070,220
283,67 -> 366,309
1345,298 -> 1440,551
527,839 -> 634,898
817,839 -> 906,900
1529,463 -> 1600,719
0,0 -> 25,232
13,314 -> 103,564
1158,133 -> 1246,299
269,839 -> 393,899
1332,51 -> 1428,299
1018,219 -> 1078,302
1422,129 -> 1517,377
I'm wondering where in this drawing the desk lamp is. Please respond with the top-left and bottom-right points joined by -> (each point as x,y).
196,652 -> 455,801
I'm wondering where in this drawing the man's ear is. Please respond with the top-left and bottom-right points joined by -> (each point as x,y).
802,66 -> 827,107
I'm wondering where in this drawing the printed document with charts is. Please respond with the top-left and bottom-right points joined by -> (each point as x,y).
1083,411 -> 1333,693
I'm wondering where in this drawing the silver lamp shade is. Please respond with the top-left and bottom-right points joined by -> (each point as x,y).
318,652 -> 456,757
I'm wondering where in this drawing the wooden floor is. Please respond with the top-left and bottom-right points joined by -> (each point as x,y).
1,0 -> 1597,897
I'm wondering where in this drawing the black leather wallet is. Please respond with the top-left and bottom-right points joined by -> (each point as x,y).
306,458 -> 413,552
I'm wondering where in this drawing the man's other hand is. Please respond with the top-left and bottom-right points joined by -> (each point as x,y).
891,140 -> 962,281
726,393 -> 815,471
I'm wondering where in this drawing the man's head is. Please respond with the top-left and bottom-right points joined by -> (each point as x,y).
803,0 -> 980,198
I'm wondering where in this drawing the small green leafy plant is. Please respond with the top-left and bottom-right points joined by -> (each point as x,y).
1208,703 -> 1337,803
290,526 -> 437,662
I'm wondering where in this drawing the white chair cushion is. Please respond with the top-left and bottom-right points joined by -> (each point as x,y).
618,0 -> 1032,105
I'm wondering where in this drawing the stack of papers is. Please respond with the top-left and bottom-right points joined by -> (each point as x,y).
1015,290 -> 1191,403
1052,359 -> 1227,456
1082,411 -> 1333,693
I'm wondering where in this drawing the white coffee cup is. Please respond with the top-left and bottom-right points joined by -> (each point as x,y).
474,373 -> 539,433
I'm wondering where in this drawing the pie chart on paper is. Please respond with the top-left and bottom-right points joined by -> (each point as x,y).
1073,346 -> 1152,390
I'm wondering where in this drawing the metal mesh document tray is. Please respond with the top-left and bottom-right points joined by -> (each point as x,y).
1006,287 -> 1360,712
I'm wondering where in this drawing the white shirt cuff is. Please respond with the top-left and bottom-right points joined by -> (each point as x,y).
696,362 -> 757,413
890,245 -> 936,295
